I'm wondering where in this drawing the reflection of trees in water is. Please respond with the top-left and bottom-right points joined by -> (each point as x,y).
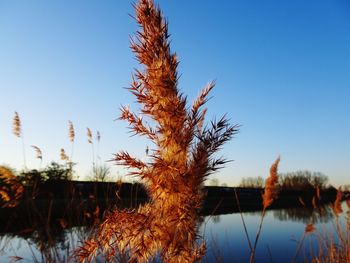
0,226 -> 90,262
212,215 -> 221,224
0,234 -> 12,253
273,205 -> 334,224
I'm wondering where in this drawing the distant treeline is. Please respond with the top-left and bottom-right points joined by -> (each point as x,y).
239,170 -> 332,191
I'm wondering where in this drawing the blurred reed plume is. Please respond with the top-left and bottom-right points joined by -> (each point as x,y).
60,148 -> 69,162
31,145 -> 43,160
12,111 -> 27,169
96,131 -> 100,142
68,120 -> 75,166
12,111 -> 21,137
0,166 -> 24,208
250,157 -> 280,263
87,128 -> 92,144
96,131 -> 101,163
75,0 -> 237,261
68,121 -> 75,142
87,127 -> 95,167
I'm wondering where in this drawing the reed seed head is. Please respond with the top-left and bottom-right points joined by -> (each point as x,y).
68,121 -> 75,142
263,157 -> 280,209
87,128 -> 92,144
31,145 -> 42,160
12,111 -> 21,138
75,0 -> 237,261
60,148 -> 69,161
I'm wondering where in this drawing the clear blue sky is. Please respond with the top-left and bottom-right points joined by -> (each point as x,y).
0,0 -> 349,186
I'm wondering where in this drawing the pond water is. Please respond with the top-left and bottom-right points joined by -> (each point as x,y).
0,202 -> 348,262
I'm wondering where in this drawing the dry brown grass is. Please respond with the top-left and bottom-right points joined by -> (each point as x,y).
311,200 -> 350,263
0,166 -> 24,208
333,187 -> 343,216
74,0 -> 237,262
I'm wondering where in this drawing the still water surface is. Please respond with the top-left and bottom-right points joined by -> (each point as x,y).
0,202 -> 347,262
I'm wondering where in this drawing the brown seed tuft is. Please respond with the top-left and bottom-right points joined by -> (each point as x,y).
68,121 -> 75,142
12,111 -> 21,138
60,148 -> 69,161
262,157 -> 280,209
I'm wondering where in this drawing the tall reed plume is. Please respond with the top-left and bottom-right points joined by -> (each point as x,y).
75,0 -> 237,261
68,121 -> 75,160
12,111 -> 27,169
60,148 -> 69,162
87,127 -> 95,168
250,157 -> 280,263
31,145 -> 43,168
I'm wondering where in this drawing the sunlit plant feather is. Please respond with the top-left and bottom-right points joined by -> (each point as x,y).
75,0 -> 237,262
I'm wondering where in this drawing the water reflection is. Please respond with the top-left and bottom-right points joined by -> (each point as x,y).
273,204 -> 334,224
0,202 -> 348,262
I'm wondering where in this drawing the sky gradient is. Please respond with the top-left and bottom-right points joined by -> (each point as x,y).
0,0 -> 349,186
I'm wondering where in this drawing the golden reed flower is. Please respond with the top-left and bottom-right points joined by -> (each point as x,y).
263,157 -> 280,209
75,0 -> 237,262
